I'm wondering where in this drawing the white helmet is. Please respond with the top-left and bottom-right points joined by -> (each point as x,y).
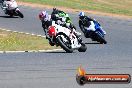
79,12 -> 85,17
39,11 -> 47,20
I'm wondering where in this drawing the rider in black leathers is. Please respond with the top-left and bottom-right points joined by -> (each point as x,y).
78,12 -> 106,38
79,12 -> 96,33
51,8 -> 83,43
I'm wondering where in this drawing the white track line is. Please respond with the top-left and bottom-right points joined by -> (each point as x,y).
0,28 -> 46,37
0,49 -> 63,53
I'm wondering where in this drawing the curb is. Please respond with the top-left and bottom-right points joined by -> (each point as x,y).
0,49 -> 63,53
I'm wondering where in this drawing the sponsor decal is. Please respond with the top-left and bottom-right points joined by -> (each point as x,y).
76,66 -> 131,85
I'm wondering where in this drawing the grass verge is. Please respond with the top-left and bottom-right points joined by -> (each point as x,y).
0,29 -> 59,51
17,0 -> 132,16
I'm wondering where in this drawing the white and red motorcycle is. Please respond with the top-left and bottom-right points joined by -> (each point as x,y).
1,0 -> 24,18
47,21 -> 87,53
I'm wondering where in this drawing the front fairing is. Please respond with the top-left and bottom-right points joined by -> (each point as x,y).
94,21 -> 105,36
53,23 -> 81,49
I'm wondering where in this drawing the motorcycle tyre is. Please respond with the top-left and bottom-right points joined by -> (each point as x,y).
96,32 -> 107,44
78,43 -> 87,52
16,10 -> 24,18
57,36 -> 73,53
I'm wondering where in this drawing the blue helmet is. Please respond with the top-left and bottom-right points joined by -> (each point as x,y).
79,12 -> 85,17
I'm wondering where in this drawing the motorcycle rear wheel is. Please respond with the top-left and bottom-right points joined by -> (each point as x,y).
78,43 -> 87,52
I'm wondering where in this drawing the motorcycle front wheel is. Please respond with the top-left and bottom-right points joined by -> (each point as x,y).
96,31 -> 107,44
57,35 -> 73,53
16,10 -> 24,18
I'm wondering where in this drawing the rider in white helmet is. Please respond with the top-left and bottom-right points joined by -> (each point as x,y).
39,10 -> 55,46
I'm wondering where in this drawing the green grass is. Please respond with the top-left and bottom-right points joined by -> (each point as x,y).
0,29 -> 59,51
18,0 -> 132,16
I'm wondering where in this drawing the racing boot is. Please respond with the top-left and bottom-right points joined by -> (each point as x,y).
74,32 -> 82,43
45,34 -> 50,39
48,38 -> 55,46
71,28 -> 82,43
78,37 -> 83,43
45,34 -> 55,46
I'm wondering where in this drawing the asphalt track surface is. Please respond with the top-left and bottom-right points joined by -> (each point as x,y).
0,4 -> 132,88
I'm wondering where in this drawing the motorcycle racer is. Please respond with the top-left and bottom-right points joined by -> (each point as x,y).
39,10 -> 83,46
38,11 -> 55,46
78,12 -> 106,37
51,8 -> 82,43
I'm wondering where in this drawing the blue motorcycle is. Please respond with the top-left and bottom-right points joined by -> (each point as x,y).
79,20 -> 107,44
